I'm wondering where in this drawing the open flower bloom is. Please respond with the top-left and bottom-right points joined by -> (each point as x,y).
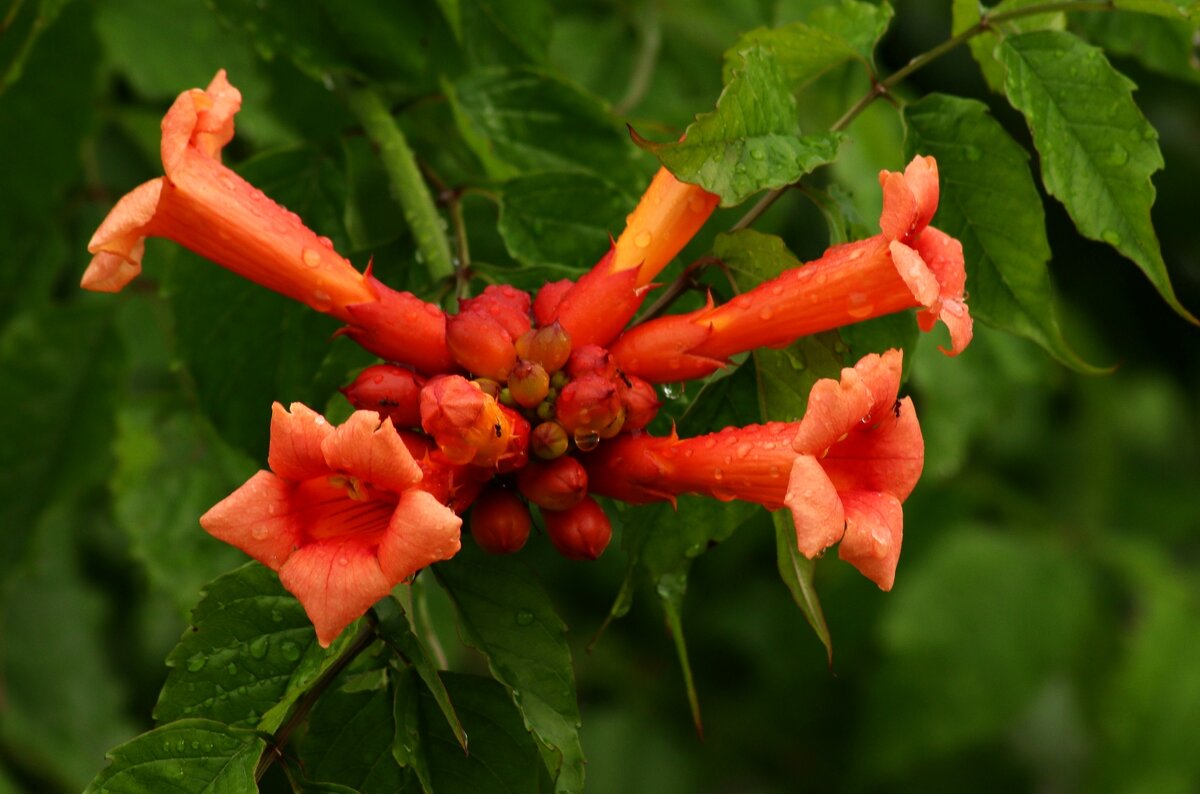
609,157 -> 974,383
200,403 -> 462,645
82,70 -> 454,375
587,350 -> 922,589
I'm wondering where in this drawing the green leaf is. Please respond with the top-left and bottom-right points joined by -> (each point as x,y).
154,563 -> 359,733
373,597 -> 467,751
445,67 -> 639,187
862,530 -> 1093,777
459,0 -> 552,68
1078,10 -> 1200,85
0,305 -> 120,584
722,0 -> 894,88
498,172 -> 633,271
953,0 -> 1066,93
903,93 -> 1102,371
392,667 -> 435,793
419,673 -> 550,792
772,513 -> 833,660
434,543 -> 585,793
112,408 -> 252,611
297,684 -> 409,792
660,587 -> 704,736
1112,0 -> 1200,22
997,30 -> 1197,323
85,719 -> 265,794
639,47 -> 843,207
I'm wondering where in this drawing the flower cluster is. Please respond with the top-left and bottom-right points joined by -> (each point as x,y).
84,72 -> 972,644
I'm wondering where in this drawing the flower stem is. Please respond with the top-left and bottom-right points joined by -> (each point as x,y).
729,0 -> 1115,231
613,0 -> 662,116
254,617 -> 379,782
345,87 -> 456,284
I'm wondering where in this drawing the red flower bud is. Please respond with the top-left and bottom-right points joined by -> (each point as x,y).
542,496 -> 612,560
555,372 -> 623,437
470,487 -> 531,554
446,308 -> 517,381
508,359 -> 550,408
468,284 -> 532,339
617,373 -> 660,432
531,421 -> 569,459
517,456 -> 588,510
516,322 -> 572,374
420,375 -> 511,466
340,364 -> 425,429
566,344 -> 616,378
495,405 -> 531,473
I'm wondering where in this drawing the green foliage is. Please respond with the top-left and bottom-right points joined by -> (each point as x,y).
997,30 -> 1197,323
4,0 -> 1200,791
638,47 -> 843,206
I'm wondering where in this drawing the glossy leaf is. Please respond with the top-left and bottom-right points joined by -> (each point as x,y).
997,31 -> 1197,323
374,597 -> 467,752
953,0 -> 1066,93
434,543 -> 585,793
639,47 -> 842,207
723,0 -> 894,88
155,563 -> 359,733
903,93 -> 1101,371
84,719 -> 265,794
498,172 -> 632,272
298,684 -> 410,792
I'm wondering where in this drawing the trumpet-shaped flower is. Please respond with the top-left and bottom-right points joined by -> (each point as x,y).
587,350 -> 921,588
200,403 -> 462,645
609,157 -> 973,383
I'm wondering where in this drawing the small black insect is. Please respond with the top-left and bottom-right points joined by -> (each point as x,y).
494,422 -> 503,438
892,400 -> 902,418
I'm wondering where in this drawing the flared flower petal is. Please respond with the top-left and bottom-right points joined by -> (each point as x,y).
837,491 -> 904,590
278,538 -> 393,648
268,402 -> 334,482
320,411 -> 423,494
82,179 -> 163,292
199,470 -> 301,571
784,456 -> 845,558
378,490 -> 463,582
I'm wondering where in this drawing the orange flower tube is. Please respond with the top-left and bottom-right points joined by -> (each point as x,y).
83,70 -> 455,375
610,157 -> 974,383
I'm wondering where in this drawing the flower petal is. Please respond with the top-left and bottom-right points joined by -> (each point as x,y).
268,402 -> 334,481
903,155 -> 939,233
790,366 -> 874,455
279,538 -> 392,647
888,240 -> 940,307
878,170 -> 919,242
821,396 -> 924,502
161,70 -> 242,176
321,411 -> 423,492
199,470 -> 301,571
377,489 -> 462,583
837,490 -> 904,591
785,455 -> 846,558
82,179 -> 164,292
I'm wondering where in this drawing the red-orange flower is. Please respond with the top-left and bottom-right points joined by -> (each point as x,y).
587,350 -> 922,588
200,403 -> 462,646
82,70 -> 454,375
610,156 -> 973,382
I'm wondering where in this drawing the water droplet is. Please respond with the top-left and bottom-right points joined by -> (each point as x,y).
634,230 -> 652,248
759,308 -> 773,321
846,293 -> 874,319
317,235 -> 335,249
515,609 -> 534,626
770,285 -> 783,296
688,194 -> 709,213
251,525 -> 269,541
270,609 -> 284,623
750,148 -> 766,161
964,145 -> 981,162
249,636 -> 270,659
226,662 -> 238,676
735,163 -> 747,173
191,740 -> 201,750
281,642 -> 301,661
312,289 -> 332,308
736,443 -> 752,459
302,248 -> 321,268
574,431 -> 600,452
1101,229 -> 1122,246
338,556 -> 350,566
713,467 -> 724,480
769,466 -> 781,478
1106,144 -> 1129,166
186,654 -> 206,672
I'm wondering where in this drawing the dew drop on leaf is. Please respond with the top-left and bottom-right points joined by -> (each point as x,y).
281,641 -> 301,661
186,654 -> 206,672
1106,144 -> 1129,166
249,636 -> 270,659
515,609 -> 534,626
1101,229 -> 1122,246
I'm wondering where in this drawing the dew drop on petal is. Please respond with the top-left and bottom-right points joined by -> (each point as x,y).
634,231 -> 652,248
713,467 -> 724,480
251,525 -> 269,541
302,248 -> 321,268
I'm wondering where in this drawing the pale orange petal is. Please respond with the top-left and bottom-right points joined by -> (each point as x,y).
785,455 -> 846,558
200,470 -> 301,571
903,155 -> 939,232
268,402 -> 334,481
821,396 -> 924,502
848,349 -> 904,414
377,490 -> 462,583
837,490 -> 904,590
82,179 -> 164,292
193,69 -> 240,161
321,411 -> 423,493
888,240 -> 939,307
791,367 -> 874,455
879,170 -> 919,242
278,538 -> 392,647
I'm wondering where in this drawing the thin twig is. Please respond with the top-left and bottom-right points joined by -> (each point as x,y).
614,0 -> 662,116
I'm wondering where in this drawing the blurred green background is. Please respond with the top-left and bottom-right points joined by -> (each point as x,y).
1,0 -> 1198,791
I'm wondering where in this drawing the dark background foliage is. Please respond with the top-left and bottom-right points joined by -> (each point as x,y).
0,0 -> 1198,792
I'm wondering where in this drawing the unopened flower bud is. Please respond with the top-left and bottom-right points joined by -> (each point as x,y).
551,370 -> 569,390
340,364 -> 425,428
566,344 -> 615,378
446,309 -> 517,381
617,374 -> 660,432
531,421 -> 569,459
470,487 -> 531,554
517,456 -> 588,510
542,496 -> 612,560
520,322 -> 572,373
508,360 -> 550,408
555,372 -> 622,436
533,279 -> 574,326
420,375 -> 510,466
496,405 -> 530,473
473,378 -> 502,398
